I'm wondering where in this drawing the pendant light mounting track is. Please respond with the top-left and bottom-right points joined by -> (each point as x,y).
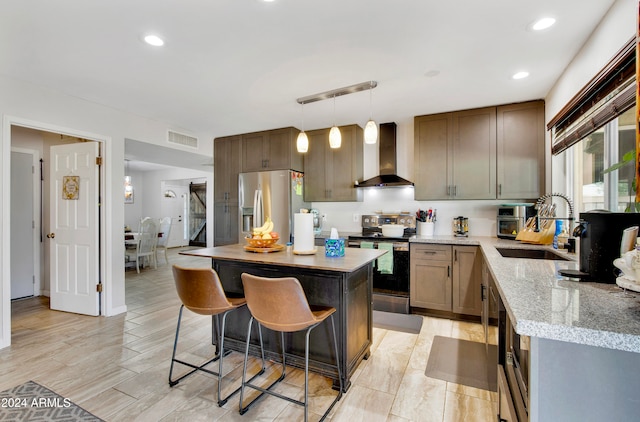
296,81 -> 377,105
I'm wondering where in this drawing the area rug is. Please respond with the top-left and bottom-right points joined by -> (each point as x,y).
373,310 -> 423,334
425,336 -> 497,391
0,381 -> 103,421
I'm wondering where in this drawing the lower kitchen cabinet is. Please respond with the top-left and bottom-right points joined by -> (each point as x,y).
410,243 -> 482,317
452,245 -> 482,316
213,203 -> 238,246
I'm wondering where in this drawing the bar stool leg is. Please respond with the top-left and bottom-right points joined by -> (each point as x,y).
169,305 -> 223,386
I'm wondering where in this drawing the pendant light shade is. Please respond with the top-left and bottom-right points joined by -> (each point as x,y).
329,95 -> 341,149
364,81 -> 377,144
296,103 -> 309,153
364,120 -> 378,144
296,131 -> 309,153
329,126 -> 341,149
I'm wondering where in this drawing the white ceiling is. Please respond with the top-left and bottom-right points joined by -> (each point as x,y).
1,0 -> 616,170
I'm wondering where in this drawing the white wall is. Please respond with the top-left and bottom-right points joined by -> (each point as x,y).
0,74 -> 213,349
124,167 -> 212,243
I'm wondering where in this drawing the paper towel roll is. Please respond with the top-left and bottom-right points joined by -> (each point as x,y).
294,213 -> 315,253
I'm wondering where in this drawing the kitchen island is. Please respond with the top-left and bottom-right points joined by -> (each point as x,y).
411,235 -> 640,421
180,244 -> 386,391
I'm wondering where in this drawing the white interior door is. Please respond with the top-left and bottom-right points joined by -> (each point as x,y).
162,184 -> 189,247
10,150 -> 35,299
49,142 -> 100,316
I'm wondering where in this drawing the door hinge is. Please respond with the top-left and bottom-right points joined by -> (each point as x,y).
96,283 -> 103,293
96,156 -> 103,166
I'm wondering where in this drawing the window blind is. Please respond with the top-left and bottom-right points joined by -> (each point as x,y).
549,37 -> 635,155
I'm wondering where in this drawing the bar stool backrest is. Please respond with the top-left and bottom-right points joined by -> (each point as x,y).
241,273 -> 317,332
172,265 -> 233,315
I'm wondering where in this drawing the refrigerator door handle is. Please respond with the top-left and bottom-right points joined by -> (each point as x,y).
253,189 -> 263,229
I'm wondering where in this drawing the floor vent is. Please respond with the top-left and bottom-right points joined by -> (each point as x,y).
168,130 -> 198,149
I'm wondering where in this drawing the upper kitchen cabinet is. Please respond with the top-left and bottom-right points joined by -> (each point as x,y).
304,124 -> 363,202
241,127 -> 303,172
214,135 -> 241,246
414,101 -> 545,201
414,106 -> 496,200
214,135 -> 241,203
496,100 -> 545,199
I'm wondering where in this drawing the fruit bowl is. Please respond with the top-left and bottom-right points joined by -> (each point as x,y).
245,236 -> 279,248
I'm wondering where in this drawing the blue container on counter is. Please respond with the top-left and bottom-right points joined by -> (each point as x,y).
325,238 -> 345,257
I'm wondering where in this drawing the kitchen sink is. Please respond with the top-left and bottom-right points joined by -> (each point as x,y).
496,247 -> 571,261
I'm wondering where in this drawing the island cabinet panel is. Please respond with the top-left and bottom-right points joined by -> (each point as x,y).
303,124 -> 363,202
209,257 -> 373,390
410,244 -> 482,317
496,100 -> 545,199
241,127 -> 303,172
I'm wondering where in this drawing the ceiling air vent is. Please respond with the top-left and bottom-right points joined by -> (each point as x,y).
167,130 -> 198,149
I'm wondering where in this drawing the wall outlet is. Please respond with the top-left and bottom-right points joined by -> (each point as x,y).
353,213 -> 360,223
322,214 -> 327,222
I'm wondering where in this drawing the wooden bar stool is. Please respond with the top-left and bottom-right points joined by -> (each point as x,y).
238,273 -> 343,422
169,265 -> 264,406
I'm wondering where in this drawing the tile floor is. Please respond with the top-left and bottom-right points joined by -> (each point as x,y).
1,248 -> 497,421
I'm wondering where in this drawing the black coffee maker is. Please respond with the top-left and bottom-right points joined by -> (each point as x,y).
560,211 -> 640,283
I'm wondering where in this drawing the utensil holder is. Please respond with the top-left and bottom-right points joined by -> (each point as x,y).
417,222 -> 435,237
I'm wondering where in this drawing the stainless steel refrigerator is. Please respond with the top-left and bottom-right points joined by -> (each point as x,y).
238,170 -> 309,243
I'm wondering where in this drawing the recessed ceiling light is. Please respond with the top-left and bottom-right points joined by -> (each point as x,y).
144,34 -> 164,47
531,17 -> 556,31
512,71 -> 530,80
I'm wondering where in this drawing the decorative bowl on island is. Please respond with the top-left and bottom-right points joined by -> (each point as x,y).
245,236 -> 279,248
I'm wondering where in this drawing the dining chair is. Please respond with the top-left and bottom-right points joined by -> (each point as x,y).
156,217 -> 172,264
124,217 -> 158,273
169,265 -> 261,406
238,273 -> 343,422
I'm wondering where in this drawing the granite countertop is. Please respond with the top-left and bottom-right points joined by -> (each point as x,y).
410,235 -> 640,353
180,244 -> 386,273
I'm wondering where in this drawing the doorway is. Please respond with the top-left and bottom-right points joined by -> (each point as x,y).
10,148 -> 39,300
6,123 -> 106,322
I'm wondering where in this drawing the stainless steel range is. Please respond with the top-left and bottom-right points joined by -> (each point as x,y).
347,214 -> 415,314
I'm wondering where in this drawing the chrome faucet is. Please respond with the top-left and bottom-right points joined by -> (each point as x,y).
534,192 -> 575,233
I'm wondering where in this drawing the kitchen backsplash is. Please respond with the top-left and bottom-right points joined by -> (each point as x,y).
312,187 -> 527,237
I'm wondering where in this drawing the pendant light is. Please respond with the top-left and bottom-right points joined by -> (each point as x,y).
329,95 -> 342,149
364,81 -> 378,144
296,103 -> 309,153
124,160 -> 134,201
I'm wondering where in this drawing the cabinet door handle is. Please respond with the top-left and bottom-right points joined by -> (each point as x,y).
454,185 -> 458,196
498,183 -> 502,196
447,265 -> 450,278
481,284 -> 486,300
422,250 -> 437,255
446,185 -> 451,196
454,249 -> 457,262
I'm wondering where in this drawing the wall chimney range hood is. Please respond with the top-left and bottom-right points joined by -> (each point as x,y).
355,122 -> 414,188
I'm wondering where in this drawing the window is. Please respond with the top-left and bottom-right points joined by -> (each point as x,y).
559,107 -> 635,213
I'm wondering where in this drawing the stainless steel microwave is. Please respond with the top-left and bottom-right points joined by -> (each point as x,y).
497,204 -> 535,239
